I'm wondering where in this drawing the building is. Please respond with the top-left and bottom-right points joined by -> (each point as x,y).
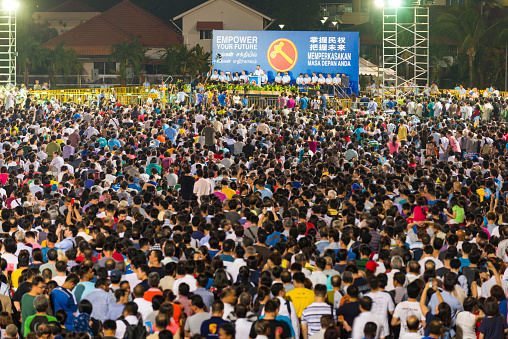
172,0 -> 275,53
33,0 -> 101,35
43,0 -> 182,85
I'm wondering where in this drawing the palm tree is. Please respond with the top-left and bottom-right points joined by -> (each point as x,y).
435,1 -> 501,88
162,44 -> 210,81
110,36 -> 146,86
44,42 -> 82,85
429,43 -> 454,87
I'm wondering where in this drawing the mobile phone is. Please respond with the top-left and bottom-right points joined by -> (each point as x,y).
267,207 -> 272,211
71,198 -> 74,207
429,278 -> 434,288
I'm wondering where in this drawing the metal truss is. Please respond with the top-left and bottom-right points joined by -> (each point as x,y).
382,6 -> 429,97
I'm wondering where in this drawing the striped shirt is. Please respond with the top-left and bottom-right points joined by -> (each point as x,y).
301,302 -> 336,336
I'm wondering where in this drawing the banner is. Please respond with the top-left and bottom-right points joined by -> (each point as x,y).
212,30 -> 360,93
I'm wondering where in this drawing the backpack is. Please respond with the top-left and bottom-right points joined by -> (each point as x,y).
122,319 -> 147,339
481,142 -> 491,157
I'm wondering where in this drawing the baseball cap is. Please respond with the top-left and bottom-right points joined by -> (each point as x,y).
366,261 -> 379,272
110,269 -> 122,280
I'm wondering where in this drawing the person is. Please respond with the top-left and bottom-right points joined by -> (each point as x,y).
50,274 -> 79,331
115,302 -> 146,338
184,295 -> 211,337
301,284 -> 335,339
82,278 -> 116,322
24,295 -> 57,336
478,297 -> 508,339
21,276 -> 46,336
285,272 -> 315,318
351,297 -> 384,339
106,288 -> 129,321
200,300 -> 230,339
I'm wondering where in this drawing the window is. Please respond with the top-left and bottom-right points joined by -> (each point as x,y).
93,62 -> 116,75
200,30 -> 212,40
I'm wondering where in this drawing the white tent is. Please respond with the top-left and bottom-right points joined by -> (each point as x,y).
359,57 -> 396,78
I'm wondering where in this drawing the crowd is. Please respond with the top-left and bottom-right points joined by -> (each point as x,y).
0,88 -> 508,339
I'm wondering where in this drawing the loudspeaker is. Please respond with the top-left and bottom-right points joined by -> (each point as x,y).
91,69 -> 99,81
126,67 -> 134,79
308,89 -> 319,96
341,76 -> 349,88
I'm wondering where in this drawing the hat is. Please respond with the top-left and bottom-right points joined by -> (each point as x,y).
110,269 -> 122,280
366,261 -> 379,272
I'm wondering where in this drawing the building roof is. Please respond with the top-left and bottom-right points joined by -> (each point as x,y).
45,0 -> 98,13
173,0 -> 273,20
44,0 -> 182,56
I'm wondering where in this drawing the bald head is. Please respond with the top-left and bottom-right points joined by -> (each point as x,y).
133,284 -> 145,298
407,316 -> 420,332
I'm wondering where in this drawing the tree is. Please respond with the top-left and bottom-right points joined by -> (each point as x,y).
429,43 -> 454,87
45,42 -> 82,85
434,1 -> 502,88
162,44 -> 210,82
110,36 -> 146,86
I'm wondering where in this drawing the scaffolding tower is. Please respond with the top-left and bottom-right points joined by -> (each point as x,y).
0,7 -> 16,86
382,6 -> 429,97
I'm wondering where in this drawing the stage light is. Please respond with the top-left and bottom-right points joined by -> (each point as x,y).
388,0 -> 401,7
279,24 -> 284,29
2,0 -> 19,11
375,0 -> 386,7
322,16 -> 328,21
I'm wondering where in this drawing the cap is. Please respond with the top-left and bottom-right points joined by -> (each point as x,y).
366,261 -> 379,272
110,269 -> 122,280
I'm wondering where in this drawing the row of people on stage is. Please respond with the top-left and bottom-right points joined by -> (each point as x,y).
209,65 -> 347,88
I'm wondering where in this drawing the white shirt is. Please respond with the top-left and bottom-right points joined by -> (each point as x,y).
274,76 -> 283,83
296,77 -> 304,85
309,271 -> 327,287
325,77 -> 333,84
365,291 -> 395,338
236,318 -> 253,339
210,73 -> 219,80
254,69 -> 263,76
311,76 -> 318,83
456,311 -> 477,339
393,301 -> 425,336
225,258 -> 246,283
481,276 -> 508,297
303,77 -> 311,84
352,311 -> 384,339
399,333 -> 423,339
333,76 -> 341,84
134,297 -> 153,321
282,75 -> 291,83
115,315 -> 139,338
172,274 -> 197,296
317,77 -> 325,84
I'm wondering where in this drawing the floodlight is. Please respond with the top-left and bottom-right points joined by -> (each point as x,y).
323,16 -> 328,21
375,0 -> 386,7
388,0 -> 401,7
320,19 -> 326,24
279,24 -> 284,29
2,0 -> 19,11
332,21 -> 338,25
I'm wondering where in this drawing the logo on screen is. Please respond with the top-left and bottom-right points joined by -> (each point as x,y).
267,38 -> 298,72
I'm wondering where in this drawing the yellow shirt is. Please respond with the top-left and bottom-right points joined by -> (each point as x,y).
286,287 -> 315,318
11,268 -> 23,288
222,187 -> 236,200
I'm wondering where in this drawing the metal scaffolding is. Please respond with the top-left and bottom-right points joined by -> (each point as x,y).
0,8 -> 16,86
382,6 -> 429,97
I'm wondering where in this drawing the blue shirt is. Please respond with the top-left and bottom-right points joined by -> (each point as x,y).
218,94 -> 226,106
106,303 -> 125,321
108,139 -> 121,148
55,237 -> 75,253
164,127 -> 177,142
83,288 -> 116,322
428,290 -> 463,326
51,286 -> 78,331
201,316 -> 229,339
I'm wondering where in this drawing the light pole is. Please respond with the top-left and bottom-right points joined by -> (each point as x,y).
0,0 -> 19,86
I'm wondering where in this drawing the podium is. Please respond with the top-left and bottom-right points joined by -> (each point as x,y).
249,75 -> 262,86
